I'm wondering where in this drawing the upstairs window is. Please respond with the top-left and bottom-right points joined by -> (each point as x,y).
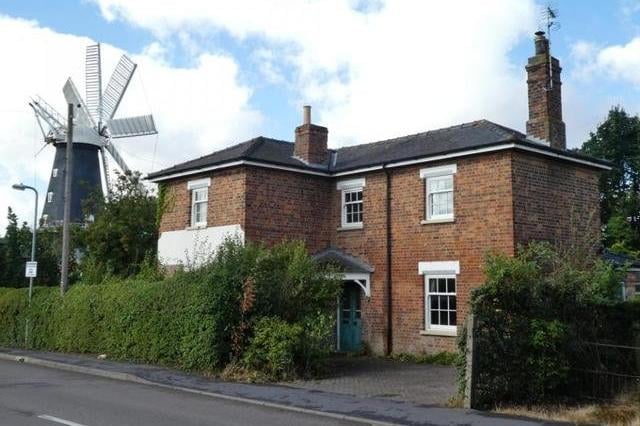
187,178 -> 211,228
420,164 -> 457,222
191,188 -> 208,226
343,189 -> 363,225
427,175 -> 453,218
47,192 -> 53,203
337,178 -> 365,229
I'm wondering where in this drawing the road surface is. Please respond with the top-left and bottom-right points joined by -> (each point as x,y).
0,359 -> 360,426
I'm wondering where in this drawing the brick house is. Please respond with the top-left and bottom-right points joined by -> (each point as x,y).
147,32 -> 610,355
603,250 -> 640,300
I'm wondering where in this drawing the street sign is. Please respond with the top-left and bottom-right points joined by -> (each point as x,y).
25,261 -> 37,278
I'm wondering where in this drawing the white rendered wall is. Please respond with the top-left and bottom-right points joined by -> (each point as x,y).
158,224 -> 244,267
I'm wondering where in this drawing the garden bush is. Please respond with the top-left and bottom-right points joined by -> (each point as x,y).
242,316 -> 304,380
0,239 -> 340,377
460,242 -> 640,408
241,312 -> 336,380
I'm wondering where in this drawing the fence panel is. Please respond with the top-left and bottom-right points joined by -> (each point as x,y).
572,341 -> 640,400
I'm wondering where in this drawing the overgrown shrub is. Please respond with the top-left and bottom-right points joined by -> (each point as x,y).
0,239 -> 341,378
460,242 -> 640,408
242,316 -> 303,380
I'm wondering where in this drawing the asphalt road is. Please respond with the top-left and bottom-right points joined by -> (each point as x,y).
0,360 -> 360,426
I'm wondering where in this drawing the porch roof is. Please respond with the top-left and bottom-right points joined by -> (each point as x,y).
313,247 -> 374,274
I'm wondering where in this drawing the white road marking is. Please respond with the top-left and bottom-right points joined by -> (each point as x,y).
37,414 -> 88,426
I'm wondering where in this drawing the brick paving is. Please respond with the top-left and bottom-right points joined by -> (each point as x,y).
289,356 -> 457,406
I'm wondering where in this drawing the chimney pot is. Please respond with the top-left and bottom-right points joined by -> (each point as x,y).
534,31 -> 549,55
303,105 -> 311,125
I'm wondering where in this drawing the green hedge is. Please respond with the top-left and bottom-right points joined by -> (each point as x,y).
0,278 -> 217,369
0,239 -> 341,375
459,242 -> 640,408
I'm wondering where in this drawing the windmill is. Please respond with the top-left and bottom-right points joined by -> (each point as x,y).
29,44 -> 157,227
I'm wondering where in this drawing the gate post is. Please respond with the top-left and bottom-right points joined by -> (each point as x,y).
463,312 -> 478,409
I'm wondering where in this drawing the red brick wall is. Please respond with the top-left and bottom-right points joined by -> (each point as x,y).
330,172 -> 390,354
328,153 -> 516,354
511,151 -> 601,251
244,167 -> 332,253
159,168 -> 246,234
388,152 -> 516,353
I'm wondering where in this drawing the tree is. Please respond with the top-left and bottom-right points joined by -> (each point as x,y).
581,107 -> 640,254
0,208 -> 67,287
1,208 -> 32,287
80,171 -> 158,278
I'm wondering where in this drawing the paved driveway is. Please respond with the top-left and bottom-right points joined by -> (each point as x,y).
290,356 -> 457,406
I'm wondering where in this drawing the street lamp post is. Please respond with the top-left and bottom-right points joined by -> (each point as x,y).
12,183 -> 38,304
12,183 -> 38,347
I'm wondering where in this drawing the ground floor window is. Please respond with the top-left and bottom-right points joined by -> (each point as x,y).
425,275 -> 457,330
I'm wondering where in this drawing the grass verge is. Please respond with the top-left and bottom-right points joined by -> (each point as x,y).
495,391 -> 640,426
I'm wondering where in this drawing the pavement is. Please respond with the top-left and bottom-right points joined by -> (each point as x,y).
290,356 -> 457,406
0,348 -> 561,426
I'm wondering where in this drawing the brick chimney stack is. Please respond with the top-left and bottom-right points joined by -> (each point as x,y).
294,105 -> 329,164
526,31 -> 566,150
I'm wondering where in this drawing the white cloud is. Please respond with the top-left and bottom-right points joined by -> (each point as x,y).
91,0 -> 538,145
0,14 -> 262,233
571,37 -> 640,87
596,38 -> 640,86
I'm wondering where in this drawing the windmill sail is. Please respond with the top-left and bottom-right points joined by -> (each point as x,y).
103,139 -> 131,173
109,115 -> 157,138
63,78 -> 96,129
102,55 -> 137,121
85,44 -> 102,124
30,96 -> 65,129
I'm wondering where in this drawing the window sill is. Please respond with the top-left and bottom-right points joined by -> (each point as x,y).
420,328 -> 457,337
421,218 -> 455,225
337,224 -> 364,231
186,224 -> 208,231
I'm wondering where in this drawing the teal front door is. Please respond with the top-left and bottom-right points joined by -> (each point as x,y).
339,281 -> 362,352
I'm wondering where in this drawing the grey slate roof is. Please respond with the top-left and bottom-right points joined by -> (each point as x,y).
312,247 -> 374,273
602,249 -> 640,269
147,119 -> 610,180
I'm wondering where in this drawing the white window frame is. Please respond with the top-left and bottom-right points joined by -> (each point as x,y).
187,178 -> 211,228
419,260 -> 459,335
420,164 -> 456,223
337,178 -> 365,229
52,168 -> 58,178
424,274 -> 457,332
47,192 -> 53,203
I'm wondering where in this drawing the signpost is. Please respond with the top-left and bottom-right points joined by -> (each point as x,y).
25,261 -> 38,278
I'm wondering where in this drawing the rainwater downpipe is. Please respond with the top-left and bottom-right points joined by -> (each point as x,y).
384,164 -> 393,355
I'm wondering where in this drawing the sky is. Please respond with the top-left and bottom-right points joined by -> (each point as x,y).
1,0 -> 640,233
